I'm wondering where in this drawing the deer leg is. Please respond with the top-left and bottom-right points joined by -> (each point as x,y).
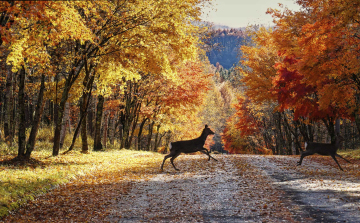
200,149 -> 211,161
335,154 -> 352,163
200,148 -> 218,161
200,150 -> 211,161
161,150 -> 177,170
170,152 -> 181,171
297,151 -> 313,165
331,154 -> 344,171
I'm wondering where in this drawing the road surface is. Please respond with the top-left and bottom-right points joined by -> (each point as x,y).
106,155 -> 360,222
2,154 -> 359,222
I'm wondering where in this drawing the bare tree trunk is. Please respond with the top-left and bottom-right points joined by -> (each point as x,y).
127,108 -> 140,149
137,118 -> 148,151
52,77 -> 72,156
102,111 -> 109,149
4,66 -> 14,145
81,94 -> 89,153
153,124 -> 160,152
53,59 -> 85,156
93,95 -> 104,151
298,118 -> 314,142
17,67 -> 26,158
109,113 -> 116,145
59,102 -> 70,149
322,117 -> 336,143
87,96 -> 94,137
146,121 -> 154,151
282,112 -> 302,154
25,74 -> 45,158
63,92 -> 92,154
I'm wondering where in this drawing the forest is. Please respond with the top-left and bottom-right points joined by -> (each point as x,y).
1,0 -> 360,159
1,0 -> 360,160
0,0 -> 218,160
1,0 -> 360,220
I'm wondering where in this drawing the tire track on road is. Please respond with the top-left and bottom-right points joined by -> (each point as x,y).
251,155 -> 360,223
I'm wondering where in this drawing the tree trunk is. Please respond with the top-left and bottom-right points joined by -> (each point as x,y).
63,109 -> 81,154
93,94 -> 104,151
25,74 -> 45,158
322,117 -> 336,143
59,102 -> 70,149
153,124 -> 160,152
87,96 -> 94,137
282,112 -> 302,154
146,121 -> 154,151
63,91 -> 92,154
127,106 -> 140,149
137,118 -> 148,151
298,118 -> 314,142
17,67 -> 26,158
81,93 -> 89,153
52,77 -> 72,156
4,67 -> 14,145
52,58 -> 86,156
354,110 -> 360,137
109,113 -> 116,145
102,111 -> 109,149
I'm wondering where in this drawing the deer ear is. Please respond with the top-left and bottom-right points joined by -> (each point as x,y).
205,124 -> 208,128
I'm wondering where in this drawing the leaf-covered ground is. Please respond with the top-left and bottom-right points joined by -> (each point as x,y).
2,153 -> 360,222
0,149 -> 164,221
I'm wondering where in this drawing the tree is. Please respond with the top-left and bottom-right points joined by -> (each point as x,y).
3,1 -> 92,159
268,0 -> 357,140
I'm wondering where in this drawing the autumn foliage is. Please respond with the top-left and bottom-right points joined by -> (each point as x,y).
222,0 -> 360,154
0,0 -> 213,159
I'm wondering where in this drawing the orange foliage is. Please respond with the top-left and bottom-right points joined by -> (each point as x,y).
268,0 -> 360,119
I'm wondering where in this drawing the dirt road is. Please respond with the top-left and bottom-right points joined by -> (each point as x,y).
106,155 -> 360,222
3,154 -> 360,222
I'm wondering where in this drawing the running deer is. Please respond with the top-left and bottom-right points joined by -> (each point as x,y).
161,125 -> 217,171
297,135 -> 351,171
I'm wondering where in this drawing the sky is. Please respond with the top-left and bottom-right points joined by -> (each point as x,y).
201,0 -> 301,28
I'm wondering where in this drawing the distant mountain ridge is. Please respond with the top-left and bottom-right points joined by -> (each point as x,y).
206,27 -> 247,69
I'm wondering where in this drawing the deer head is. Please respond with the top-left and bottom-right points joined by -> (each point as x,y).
203,124 -> 215,136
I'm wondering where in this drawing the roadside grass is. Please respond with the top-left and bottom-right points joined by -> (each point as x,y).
0,128 -> 164,219
339,148 -> 360,160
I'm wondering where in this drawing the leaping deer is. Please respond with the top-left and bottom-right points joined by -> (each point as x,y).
161,125 -> 218,171
297,135 -> 351,171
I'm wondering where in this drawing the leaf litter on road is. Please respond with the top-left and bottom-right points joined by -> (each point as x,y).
3,153 -> 360,222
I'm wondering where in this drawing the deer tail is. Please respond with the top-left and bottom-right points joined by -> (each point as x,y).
169,142 -> 173,151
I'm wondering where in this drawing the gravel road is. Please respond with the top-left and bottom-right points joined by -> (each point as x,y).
106,154 -> 360,223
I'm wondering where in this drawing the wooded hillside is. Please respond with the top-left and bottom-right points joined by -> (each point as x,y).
205,28 -> 245,69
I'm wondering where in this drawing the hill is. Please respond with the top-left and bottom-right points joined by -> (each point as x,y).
206,28 -> 246,69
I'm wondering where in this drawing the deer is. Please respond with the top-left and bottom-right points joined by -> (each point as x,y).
297,135 -> 351,171
161,125 -> 218,171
